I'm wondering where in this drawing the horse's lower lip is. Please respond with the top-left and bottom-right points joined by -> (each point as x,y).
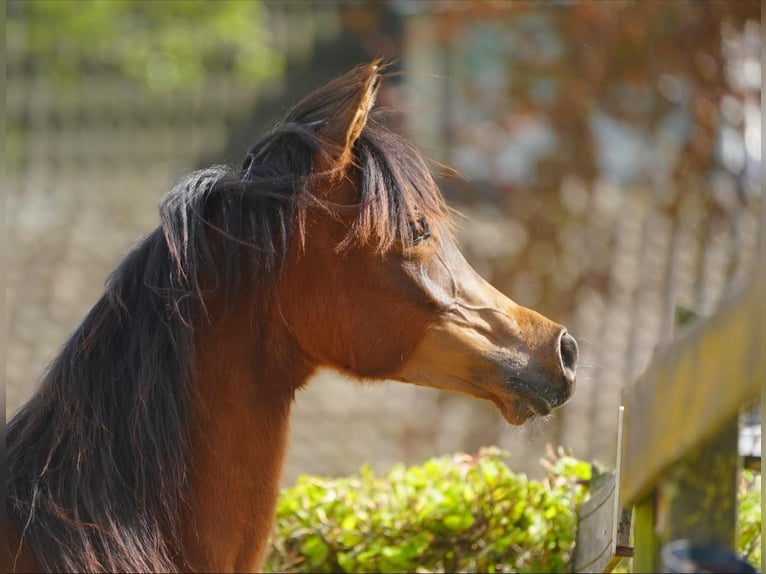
506,379 -> 553,416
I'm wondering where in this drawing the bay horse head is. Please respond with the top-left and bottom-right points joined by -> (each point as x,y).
274,61 -> 578,424
6,61 -> 577,573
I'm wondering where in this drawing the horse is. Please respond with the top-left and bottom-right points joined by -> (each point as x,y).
5,62 -> 578,573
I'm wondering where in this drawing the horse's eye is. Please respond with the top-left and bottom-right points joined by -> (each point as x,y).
409,217 -> 432,246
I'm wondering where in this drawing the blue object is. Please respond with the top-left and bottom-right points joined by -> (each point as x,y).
661,539 -> 758,573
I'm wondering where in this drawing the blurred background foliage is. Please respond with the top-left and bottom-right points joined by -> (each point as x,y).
8,0 -> 283,92
6,0 -> 761,482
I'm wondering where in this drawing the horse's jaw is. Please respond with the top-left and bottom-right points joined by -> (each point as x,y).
394,315 -> 576,426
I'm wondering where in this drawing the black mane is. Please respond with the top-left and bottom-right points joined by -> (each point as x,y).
6,67 -> 451,573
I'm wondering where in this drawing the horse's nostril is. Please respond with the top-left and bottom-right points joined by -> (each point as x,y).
559,331 -> 579,380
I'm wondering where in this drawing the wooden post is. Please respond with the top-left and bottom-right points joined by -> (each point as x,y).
650,306 -> 740,559
621,274 -> 761,508
655,419 -> 739,550
574,407 -> 632,573
618,266 -> 763,572
632,494 -> 659,573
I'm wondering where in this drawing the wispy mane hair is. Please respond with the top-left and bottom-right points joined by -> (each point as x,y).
6,66 -> 452,573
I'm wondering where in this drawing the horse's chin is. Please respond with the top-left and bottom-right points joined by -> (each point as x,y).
493,396 -> 546,426
493,374 -> 576,425
397,371 -> 557,426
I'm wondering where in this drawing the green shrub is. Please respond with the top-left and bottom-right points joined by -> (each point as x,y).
264,447 -> 590,573
265,449 -> 761,573
737,468 -> 761,569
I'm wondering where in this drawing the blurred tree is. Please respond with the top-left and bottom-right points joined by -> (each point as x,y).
7,0 -> 284,91
417,1 -> 759,320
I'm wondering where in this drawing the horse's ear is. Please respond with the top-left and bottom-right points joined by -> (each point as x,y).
319,61 -> 381,169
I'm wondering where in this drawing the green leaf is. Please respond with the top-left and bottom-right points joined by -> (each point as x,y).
341,514 -> 357,531
356,548 -> 380,563
443,513 -> 475,531
337,530 -> 364,547
300,536 -> 329,567
336,552 -> 355,572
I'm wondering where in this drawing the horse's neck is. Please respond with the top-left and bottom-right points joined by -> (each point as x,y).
181,309 -> 310,572
5,524 -> 41,573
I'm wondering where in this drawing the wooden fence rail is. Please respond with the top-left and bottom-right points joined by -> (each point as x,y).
574,263 -> 763,573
